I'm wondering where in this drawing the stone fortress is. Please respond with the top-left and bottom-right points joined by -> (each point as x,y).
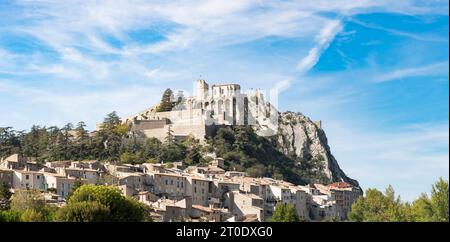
121,80 -> 280,141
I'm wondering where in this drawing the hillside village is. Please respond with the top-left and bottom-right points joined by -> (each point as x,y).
0,80 -> 362,222
0,153 -> 360,222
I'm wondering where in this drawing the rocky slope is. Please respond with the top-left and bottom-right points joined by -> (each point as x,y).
275,111 -> 361,191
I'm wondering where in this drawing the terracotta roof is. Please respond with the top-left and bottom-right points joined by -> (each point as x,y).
328,182 -> 352,189
242,214 -> 258,222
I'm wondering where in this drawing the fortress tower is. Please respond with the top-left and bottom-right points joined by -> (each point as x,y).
196,79 -> 209,101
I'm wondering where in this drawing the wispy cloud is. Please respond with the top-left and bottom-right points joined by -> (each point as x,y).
297,20 -> 343,73
350,17 -> 449,42
374,61 -> 449,82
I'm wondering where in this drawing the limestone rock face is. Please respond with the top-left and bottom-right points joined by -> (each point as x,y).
276,111 -> 361,191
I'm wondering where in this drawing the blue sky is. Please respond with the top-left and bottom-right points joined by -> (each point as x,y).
0,0 -> 448,201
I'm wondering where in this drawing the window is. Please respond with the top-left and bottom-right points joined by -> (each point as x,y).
194,187 -> 197,193
37,175 -> 40,179
165,180 -> 168,185
25,175 -> 29,180
171,180 -> 173,185
181,182 -> 184,188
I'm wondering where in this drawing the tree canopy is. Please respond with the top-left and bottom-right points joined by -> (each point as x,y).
348,178 -> 449,222
271,203 -> 301,222
156,88 -> 174,112
58,185 -> 150,222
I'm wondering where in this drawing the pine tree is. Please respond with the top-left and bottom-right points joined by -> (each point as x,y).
157,88 -> 174,112
165,125 -> 174,145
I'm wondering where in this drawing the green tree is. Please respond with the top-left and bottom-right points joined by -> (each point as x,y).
0,210 -> 22,222
120,152 -> 137,164
64,185 -> 149,222
97,112 -> 126,161
21,125 -> 49,160
75,121 -> 88,139
102,111 -> 121,129
165,125 -> 174,145
348,187 -> 408,222
10,189 -> 46,214
143,138 -> 162,160
349,179 -> 449,222
20,209 -> 45,222
429,178 -> 449,222
158,143 -> 185,163
74,121 -> 90,160
410,194 -> 433,221
56,201 -> 110,222
66,179 -> 84,199
98,173 -> 119,186
246,164 -> 266,178
183,135 -> 202,165
156,88 -> 174,112
271,203 -> 300,222
0,182 -> 12,210
0,127 -> 21,159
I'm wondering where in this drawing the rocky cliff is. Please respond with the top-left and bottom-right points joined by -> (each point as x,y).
275,111 -> 361,191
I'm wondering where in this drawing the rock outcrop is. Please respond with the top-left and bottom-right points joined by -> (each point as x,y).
275,111 -> 361,191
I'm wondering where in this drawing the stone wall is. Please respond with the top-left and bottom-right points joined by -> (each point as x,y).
131,119 -> 169,131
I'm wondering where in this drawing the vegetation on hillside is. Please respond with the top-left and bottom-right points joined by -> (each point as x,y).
205,126 -> 330,185
0,111 -> 329,185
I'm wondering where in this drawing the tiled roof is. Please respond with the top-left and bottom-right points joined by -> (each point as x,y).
328,182 -> 351,189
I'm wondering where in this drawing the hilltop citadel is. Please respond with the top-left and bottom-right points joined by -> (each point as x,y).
119,80 -> 280,141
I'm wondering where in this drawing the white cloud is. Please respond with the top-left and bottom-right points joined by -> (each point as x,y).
297,20 -> 343,73
350,17 -> 449,42
374,61 -> 450,82
297,47 -> 321,73
3,0 -> 445,87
